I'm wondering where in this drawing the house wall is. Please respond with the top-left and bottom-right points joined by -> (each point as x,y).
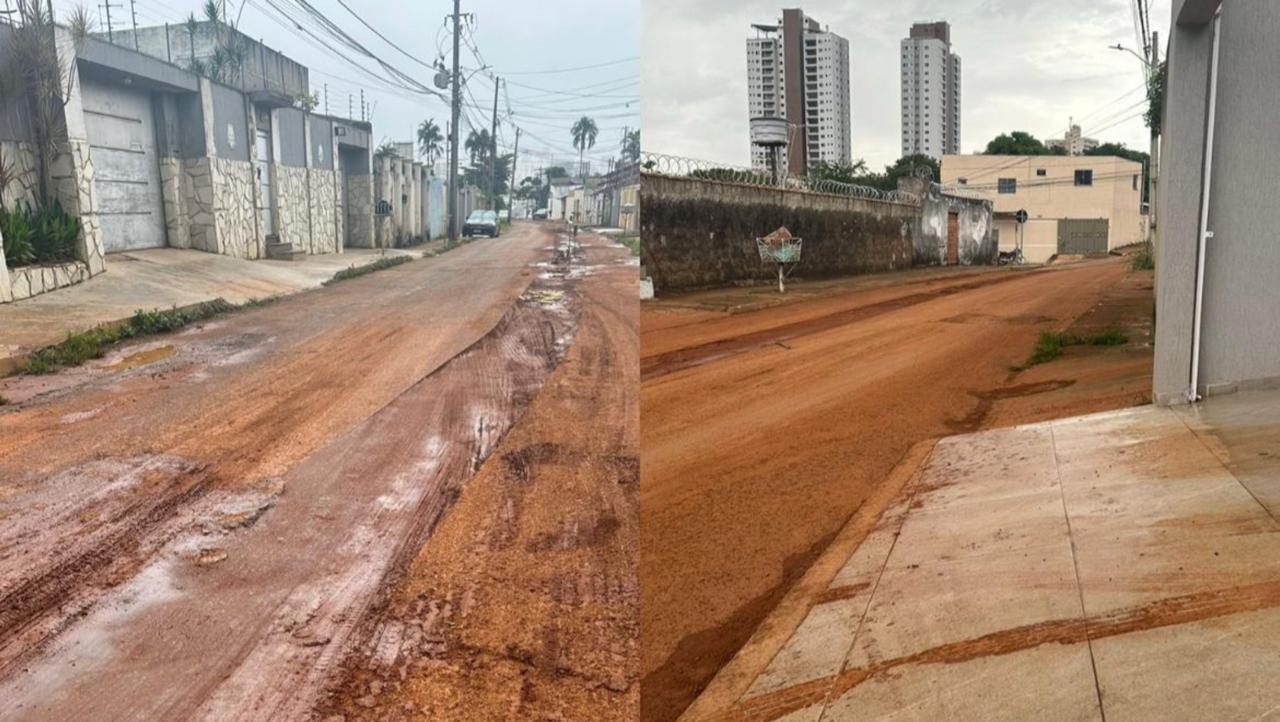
1154,0 -> 1280,403
641,173 -> 916,292
903,178 -> 994,266
941,154 -> 1144,255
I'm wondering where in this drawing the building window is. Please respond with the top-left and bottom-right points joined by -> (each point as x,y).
1036,168 -> 1046,177
998,178 -> 1017,194
1132,174 -> 1139,190
958,177 -> 968,185
1075,169 -> 1094,186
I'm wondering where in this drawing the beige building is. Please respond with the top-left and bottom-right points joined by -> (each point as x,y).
940,155 -> 1144,263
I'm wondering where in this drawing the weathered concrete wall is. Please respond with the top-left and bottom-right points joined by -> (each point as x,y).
640,174 -> 916,292
0,140 -> 40,210
913,183 -> 995,266
1154,0 -> 1280,403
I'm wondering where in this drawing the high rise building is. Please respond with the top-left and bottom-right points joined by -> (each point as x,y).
900,21 -> 961,160
1045,122 -> 1100,156
746,9 -> 851,175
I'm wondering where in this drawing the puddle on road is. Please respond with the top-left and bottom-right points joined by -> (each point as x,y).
102,345 -> 177,371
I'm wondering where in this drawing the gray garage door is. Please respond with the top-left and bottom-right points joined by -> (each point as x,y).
81,78 -> 166,253
1057,219 -> 1109,255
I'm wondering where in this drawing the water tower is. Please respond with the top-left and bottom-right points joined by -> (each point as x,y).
749,117 -> 789,184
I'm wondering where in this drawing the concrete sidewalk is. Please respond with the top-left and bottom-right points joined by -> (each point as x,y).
0,247 -> 419,362
689,389 -> 1280,721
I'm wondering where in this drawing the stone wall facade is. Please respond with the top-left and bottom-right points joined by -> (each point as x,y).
307,168 -> 339,255
0,140 -> 40,210
272,164 -> 310,250
213,158 -> 259,259
7,259 -> 92,302
347,172 -> 374,248
641,173 -> 917,293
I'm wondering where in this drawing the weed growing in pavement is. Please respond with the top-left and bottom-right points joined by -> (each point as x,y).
323,255 -> 413,285
1025,328 -> 1130,367
619,235 -> 641,256
15,299 -> 235,375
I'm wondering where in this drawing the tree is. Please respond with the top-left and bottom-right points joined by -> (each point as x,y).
0,1 -> 93,210
186,1 -> 246,84
983,131 -> 1062,156
1145,60 -> 1166,134
292,91 -> 319,112
544,166 -> 569,182
621,128 -> 640,164
464,128 -> 491,166
570,116 -> 598,182
373,141 -> 401,161
417,119 -> 443,166
463,152 -> 512,209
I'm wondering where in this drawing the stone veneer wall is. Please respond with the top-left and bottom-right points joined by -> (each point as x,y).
346,172 -> 373,248
272,164 -> 310,251
181,157 -> 217,253
307,168 -> 339,254
158,156 -> 191,250
0,141 -> 40,210
213,158 -> 259,259
7,259 -> 92,301
49,139 -> 106,275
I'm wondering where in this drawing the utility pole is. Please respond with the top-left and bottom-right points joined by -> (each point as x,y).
446,0 -> 463,245
360,89 -> 365,122
1147,30 -> 1160,247
489,77 -> 500,210
323,83 -> 328,115
507,126 -> 520,220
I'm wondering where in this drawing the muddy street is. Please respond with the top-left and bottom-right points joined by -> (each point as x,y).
0,223 -> 636,720
640,256 -> 1154,721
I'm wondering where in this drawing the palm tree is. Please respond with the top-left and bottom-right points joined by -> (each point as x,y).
464,128 -> 491,166
417,119 -> 443,167
570,116 -> 598,182
621,128 -> 640,164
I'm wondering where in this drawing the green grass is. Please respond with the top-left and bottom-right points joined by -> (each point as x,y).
323,255 -> 413,285
1131,243 -> 1154,270
1025,329 -> 1129,367
15,299 -> 235,376
619,235 -> 641,257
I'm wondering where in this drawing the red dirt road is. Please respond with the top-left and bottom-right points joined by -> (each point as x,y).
0,223 -> 632,720
640,257 -> 1153,721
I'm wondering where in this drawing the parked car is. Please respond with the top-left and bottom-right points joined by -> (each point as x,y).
533,208 -> 549,220
462,210 -> 499,238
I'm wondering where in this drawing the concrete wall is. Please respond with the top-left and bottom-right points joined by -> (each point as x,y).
641,173 -> 916,292
1154,0 -> 1280,403
903,178 -> 995,266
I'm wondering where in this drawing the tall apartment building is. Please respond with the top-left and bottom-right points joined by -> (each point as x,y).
900,21 -> 961,160
746,9 -> 851,175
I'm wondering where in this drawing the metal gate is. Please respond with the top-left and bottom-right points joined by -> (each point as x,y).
81,78 -> 166,253
256,128 -> 274,236
1057,219 -> 1109,255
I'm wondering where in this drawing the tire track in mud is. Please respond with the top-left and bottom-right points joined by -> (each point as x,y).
0,240 -> 584,721
641,271 -> 1040,382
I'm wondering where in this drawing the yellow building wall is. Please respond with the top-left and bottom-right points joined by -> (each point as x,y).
941,154 -> 1144,258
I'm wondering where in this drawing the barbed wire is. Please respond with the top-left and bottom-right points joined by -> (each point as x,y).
639,152 -> 919,205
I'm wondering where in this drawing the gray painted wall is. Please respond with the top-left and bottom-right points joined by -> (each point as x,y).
1154,0 -> 1280,403
209,82 -> 249,161
0,25 -> 33,143
277,107 -> 307,168
309,115 -> 333,170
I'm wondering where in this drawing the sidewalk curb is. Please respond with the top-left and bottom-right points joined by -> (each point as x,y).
678,438 -> 938,722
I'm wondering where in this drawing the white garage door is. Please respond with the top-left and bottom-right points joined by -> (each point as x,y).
81,78 -> 166,253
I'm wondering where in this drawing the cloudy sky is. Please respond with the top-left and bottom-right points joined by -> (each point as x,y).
55,0 -> 639,182
642,0 -> 1168,170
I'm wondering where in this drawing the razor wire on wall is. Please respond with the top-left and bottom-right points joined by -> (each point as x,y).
639,152 -> 920,205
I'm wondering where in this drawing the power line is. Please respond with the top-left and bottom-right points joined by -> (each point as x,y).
490,56 -> 637,76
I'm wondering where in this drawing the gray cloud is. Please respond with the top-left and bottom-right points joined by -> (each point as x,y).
643,0 -> 1168,169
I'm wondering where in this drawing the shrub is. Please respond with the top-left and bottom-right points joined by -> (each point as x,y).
1025,328 -> 1129,367
1131,243 -> 1154,271
0,200 -> 79,267
323,255 -> 413,285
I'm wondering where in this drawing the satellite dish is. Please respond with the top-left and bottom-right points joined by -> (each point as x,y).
434,70 -> 450,89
